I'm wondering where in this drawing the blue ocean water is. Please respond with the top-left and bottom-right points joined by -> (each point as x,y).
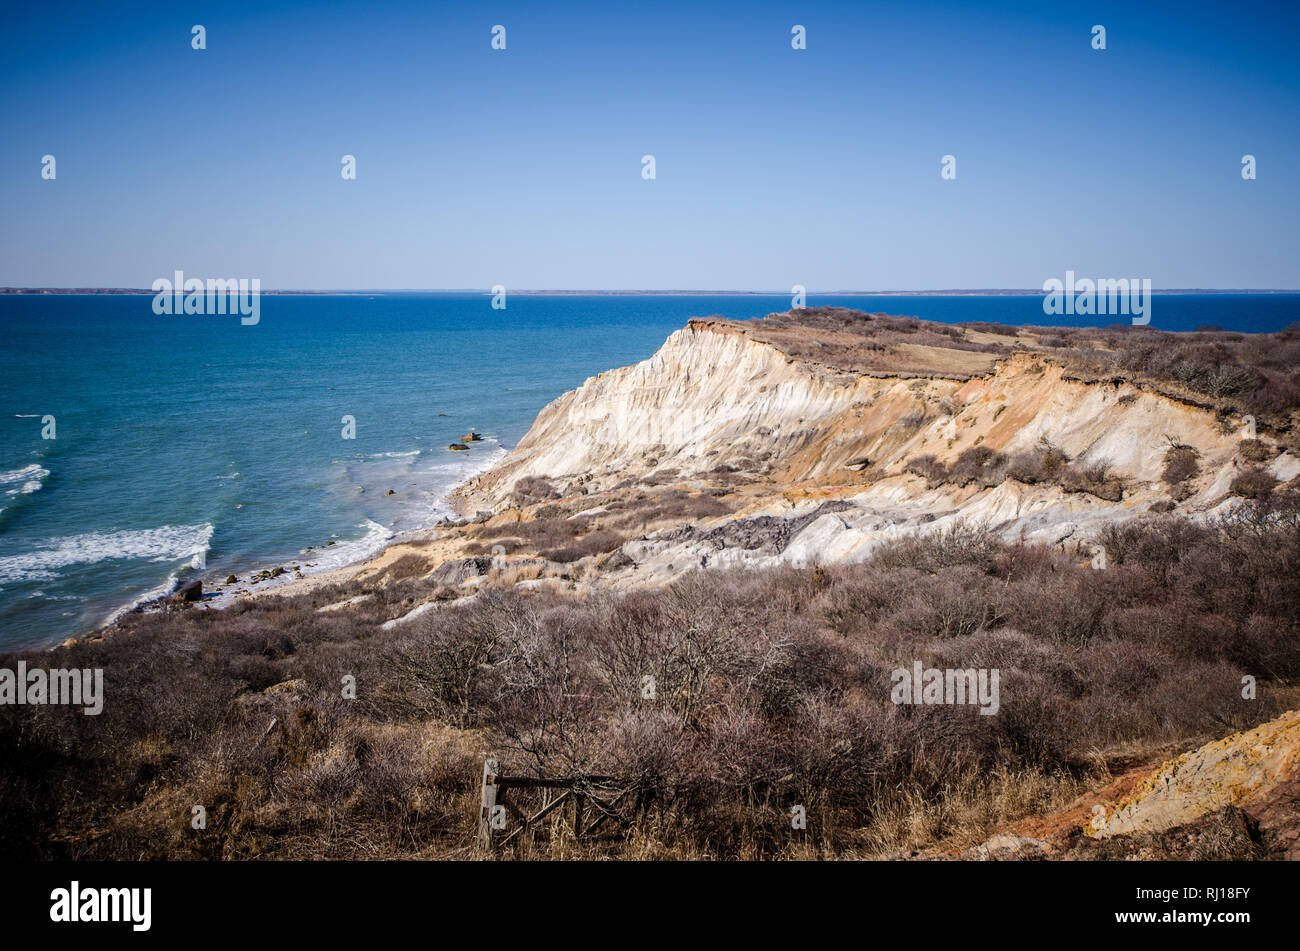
1,292 -> 1297,650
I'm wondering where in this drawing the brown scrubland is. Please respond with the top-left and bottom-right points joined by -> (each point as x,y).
2,495 -> 1297,859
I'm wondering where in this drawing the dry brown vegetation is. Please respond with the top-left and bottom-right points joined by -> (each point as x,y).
1239,438 -> 1276,463
1230,466 -> 1280,500
3,494 -> 1297,860
1162,443 -> 1201,488
905,439 -> 1126,501
694,309 -> 1009,377
464,485 -> 733,565
1006,322 -> 1300,432
511,476 -> 560,507
702,308 -> 1300,438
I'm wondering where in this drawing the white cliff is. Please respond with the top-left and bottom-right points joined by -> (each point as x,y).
446,319 -> 1289,589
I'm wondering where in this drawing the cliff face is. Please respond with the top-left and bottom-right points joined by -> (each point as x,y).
457,320 -> 888,506
452,320 -> 1298,586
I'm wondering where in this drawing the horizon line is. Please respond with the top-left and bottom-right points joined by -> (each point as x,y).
4,287 -> 1300,296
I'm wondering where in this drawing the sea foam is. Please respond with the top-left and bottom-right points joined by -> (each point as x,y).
1,464 -> 49,496
0,523 -> 214,586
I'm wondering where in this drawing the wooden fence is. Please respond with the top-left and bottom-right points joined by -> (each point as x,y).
478,757 -> 629,854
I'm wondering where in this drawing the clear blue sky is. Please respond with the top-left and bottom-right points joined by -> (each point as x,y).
1,0 -> 1297,289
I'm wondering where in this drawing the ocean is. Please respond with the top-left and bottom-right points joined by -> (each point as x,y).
1,292 -> 1297,651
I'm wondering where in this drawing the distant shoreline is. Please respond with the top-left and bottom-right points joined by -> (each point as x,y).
3,288 -> 1299,296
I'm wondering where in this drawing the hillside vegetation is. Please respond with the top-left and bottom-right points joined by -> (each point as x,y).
2,496 -> 1297,859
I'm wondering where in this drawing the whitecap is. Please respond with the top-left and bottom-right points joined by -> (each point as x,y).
0,523 -> 214,586
1,465 -> 50,503
1,464 -> 49,492
422,442 -> 507,521
305,519 -> 392,573
103,571 -> 182,626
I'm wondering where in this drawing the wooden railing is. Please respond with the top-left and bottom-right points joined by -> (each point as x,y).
478,757 -> 629,853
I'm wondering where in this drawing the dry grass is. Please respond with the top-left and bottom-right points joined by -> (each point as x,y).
2,496 -> 1296,860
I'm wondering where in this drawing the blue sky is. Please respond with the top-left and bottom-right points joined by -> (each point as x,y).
1,0 -> 1297,289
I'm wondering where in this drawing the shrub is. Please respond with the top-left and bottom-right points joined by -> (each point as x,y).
1230,467 -> 1278,500
870,524 -> 1003,575
1037,439 -> 1070,478
1060,461 -> 1125,502
512,476 -> 560,507
3,500 -> 1297,860
1162,444 -> 1200,487
903,454 -> 948,487
962,321 -> 1020,337
1005,452 -> 1045,484
541,529 -> 625,563
948,447 -> 1007,488
886,565 -> 1004,639
1239,439 -> 1273,463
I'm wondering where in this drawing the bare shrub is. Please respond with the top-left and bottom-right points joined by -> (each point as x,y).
541,529 -> 625,563
1060,460 -> 1125,501
512,476 -> 560,507
5,498 -> 1298,860
1005,451 -> 1046,484
903,454 -> 947,487
885,565 -> 1004,639
948,446 -> 1007,487
869,524 -> 1002,574
1162,444 -> 1200,487
1230,467 -> 1278,500
1006,439 -> 1068,484
962,321 -> 1020,337
1239,439 -> 1274,463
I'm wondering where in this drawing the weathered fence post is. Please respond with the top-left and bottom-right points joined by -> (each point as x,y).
478,757 -> 500,853
476,765 -> 622,853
